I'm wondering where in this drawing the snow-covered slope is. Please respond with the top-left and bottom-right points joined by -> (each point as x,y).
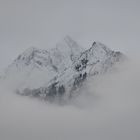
1,36 -> 124,101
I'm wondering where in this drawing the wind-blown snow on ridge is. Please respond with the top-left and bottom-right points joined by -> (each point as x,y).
1,36 -> 124,101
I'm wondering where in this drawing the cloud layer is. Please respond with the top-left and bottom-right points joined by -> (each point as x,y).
0,58 -> 140,140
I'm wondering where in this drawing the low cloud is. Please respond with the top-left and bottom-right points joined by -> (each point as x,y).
0,58 -> 140,140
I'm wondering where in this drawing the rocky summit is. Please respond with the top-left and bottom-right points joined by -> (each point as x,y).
2,36 -> 124,101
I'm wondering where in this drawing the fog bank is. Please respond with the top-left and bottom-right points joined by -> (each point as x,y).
0,58 -> 140,140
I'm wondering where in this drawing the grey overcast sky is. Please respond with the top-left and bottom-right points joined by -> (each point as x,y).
0,0 -> 140,69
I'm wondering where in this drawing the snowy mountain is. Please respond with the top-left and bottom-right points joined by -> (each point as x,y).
2,36 -> 124,101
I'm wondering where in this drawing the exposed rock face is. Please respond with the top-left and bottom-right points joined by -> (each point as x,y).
2,36 -> 124,101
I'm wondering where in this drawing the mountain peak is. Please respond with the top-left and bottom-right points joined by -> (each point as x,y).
16,46 -> 49,61
1,38 -> 124,101
22,46 -> 40,55
16,47 -> 39,60
63,35 -> 83,52
91,41 -> 112,54
64,35 -> 74,42
64,35 -> 76,46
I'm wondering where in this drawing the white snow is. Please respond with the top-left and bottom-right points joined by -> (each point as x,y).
1,36 -> 124,98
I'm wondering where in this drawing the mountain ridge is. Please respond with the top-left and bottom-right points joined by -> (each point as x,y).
1,36 -> 124,101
